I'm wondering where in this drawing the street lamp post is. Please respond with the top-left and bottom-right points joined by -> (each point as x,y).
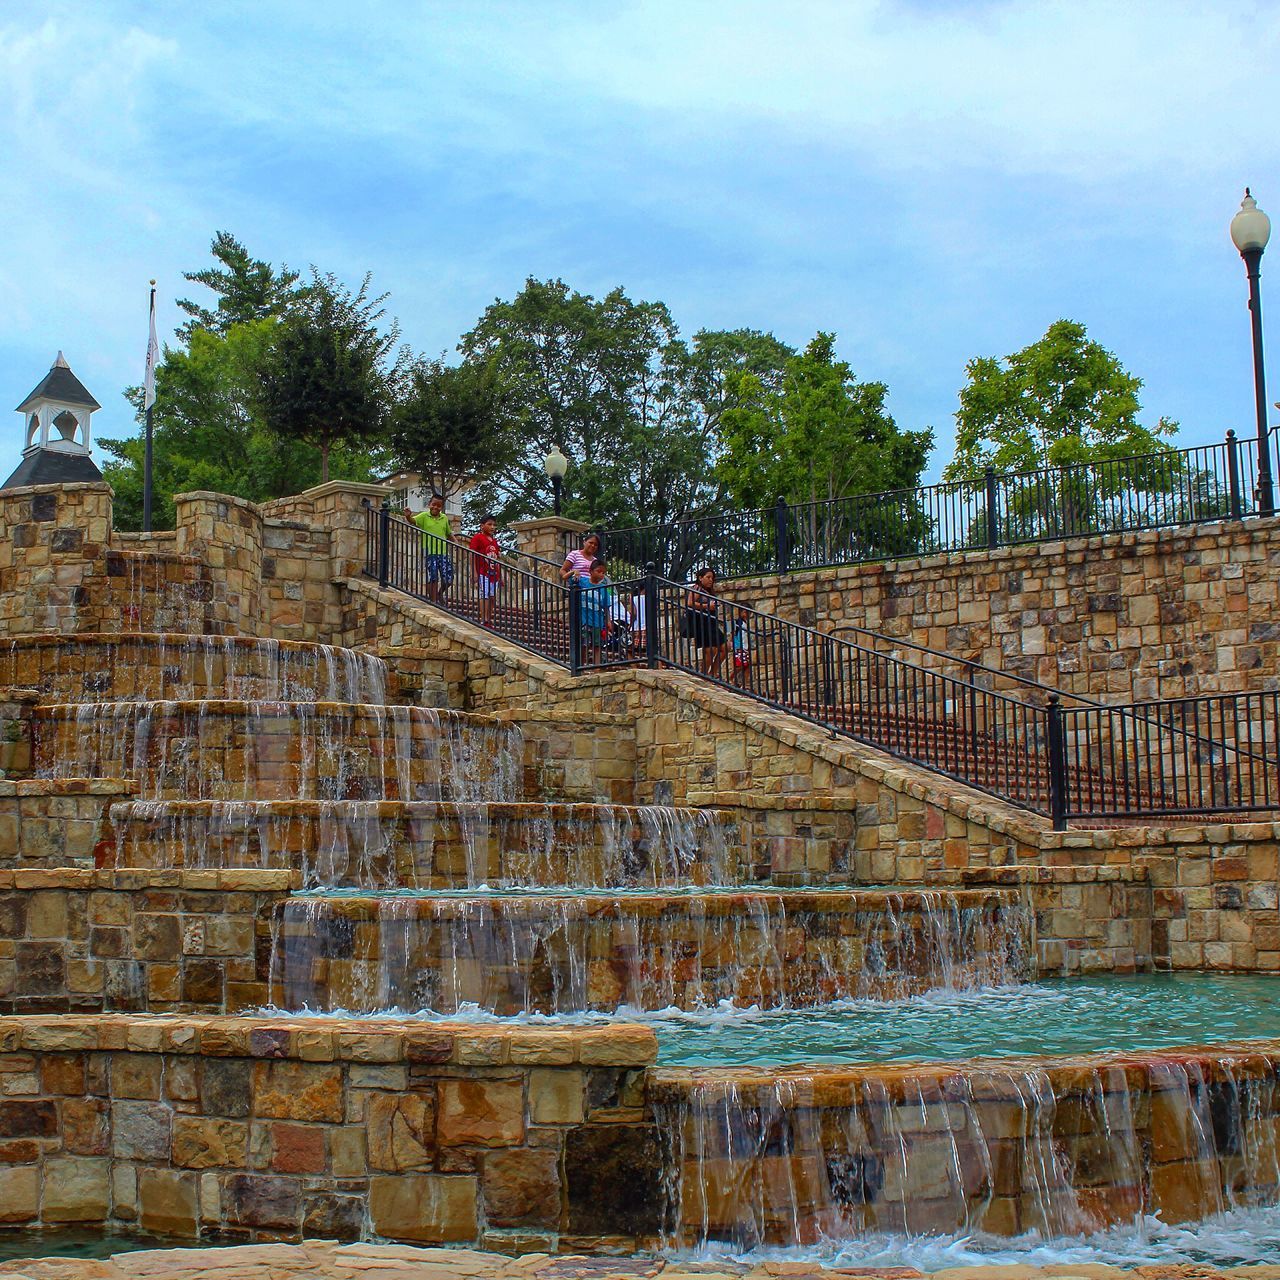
543,446 -> 568,516
1231,189 -> 1275,516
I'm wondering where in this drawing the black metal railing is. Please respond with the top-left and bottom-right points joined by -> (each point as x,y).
364,503 -> 572,665
365,508 -> 1280,827
602,432 -> 1267,581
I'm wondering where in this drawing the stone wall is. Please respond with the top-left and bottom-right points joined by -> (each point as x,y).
0,780 -> 133,870
0,1013 -> 657,1250
0,870 -> 292,1015
716,516 -> 1280,702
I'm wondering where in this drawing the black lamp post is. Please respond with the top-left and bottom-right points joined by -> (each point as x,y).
1231,189 -> 1275,516
543,445 -> 568,516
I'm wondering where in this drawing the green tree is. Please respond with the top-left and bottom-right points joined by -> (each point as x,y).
458,279 -> 794,541
257,270 -> 402,483
175,231 -> 306,341
388,356 -> 520,504
943,319 -> 1182,537
717,333 -> 932,559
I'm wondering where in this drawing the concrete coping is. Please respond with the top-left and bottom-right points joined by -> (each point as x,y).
0,777 -> 137,796
647,1038 -> 1280,1104
0,868 -> 299,891
0,1012 -> 658,1066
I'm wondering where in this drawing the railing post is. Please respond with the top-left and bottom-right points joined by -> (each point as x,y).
1046,694 -> 1067,831
967,663 -> 979,771
984,467 -> 1000,548
1227,430 -> 1243,519
377,502 -> 391,589
774,497 -> 791,574
568,577 -> 582,677
644,562 -> 659,670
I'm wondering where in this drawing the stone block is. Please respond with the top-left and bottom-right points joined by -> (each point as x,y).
138,1167 -> 199,1236
172,1115 -> 248,1169
437,1079 -> 524,1147
368,1174 -> 478,1244
223,1172 -> 302,1230
0,1165 -> 37,1223
366,1091 -> 435,1171
42,1156 -> 109,1222
482,1148 -> 561,1228
251,1060 -> 343,1122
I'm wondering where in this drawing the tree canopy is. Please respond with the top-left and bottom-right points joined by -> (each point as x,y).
943,319 -> 1183,537
256,271 -> 402,483
458,277 -> 795,533
388,356 -> 519,504
175,231 -> 306,342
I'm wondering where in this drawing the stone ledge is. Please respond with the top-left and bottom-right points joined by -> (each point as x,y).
0,867 -> 298,890
0,1013 -> 658,1065
0,1241 -> 1271,1279
0,777 -> 136,797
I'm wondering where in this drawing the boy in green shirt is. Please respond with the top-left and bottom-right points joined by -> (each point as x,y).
412,494 -> 455,601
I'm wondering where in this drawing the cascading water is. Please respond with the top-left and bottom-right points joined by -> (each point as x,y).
36,701 -> 519,802
0,634 -> 389,704
108,798 -> 737,889
266,890 -> 1031,1015
650,1048 -> 1280,1252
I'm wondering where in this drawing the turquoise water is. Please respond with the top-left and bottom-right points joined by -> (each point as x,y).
653,972 -> 1280,1065
0,1228 -> 228,1261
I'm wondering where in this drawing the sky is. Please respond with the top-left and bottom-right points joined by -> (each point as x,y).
2,0 -> 1279,488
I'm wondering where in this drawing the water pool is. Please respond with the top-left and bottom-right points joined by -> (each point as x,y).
0,1227 -> 229,1261
653,972 -> 1280,1065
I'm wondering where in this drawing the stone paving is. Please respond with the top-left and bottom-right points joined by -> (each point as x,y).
2,1244 -> 1280,1280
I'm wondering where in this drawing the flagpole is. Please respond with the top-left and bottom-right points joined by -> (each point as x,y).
142,280 -> 156,532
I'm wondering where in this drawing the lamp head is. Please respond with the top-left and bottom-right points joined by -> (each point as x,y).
543,445 -> 569,480
1231,188 -> 1272,255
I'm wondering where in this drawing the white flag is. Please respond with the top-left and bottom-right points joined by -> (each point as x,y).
143,288 -> 159,410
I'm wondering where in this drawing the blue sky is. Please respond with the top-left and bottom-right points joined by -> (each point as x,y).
2,0 -> 1279,488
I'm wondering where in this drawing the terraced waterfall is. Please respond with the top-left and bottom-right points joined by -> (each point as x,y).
15,630 -> 1280,1262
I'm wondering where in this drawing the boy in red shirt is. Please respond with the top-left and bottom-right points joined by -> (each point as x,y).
469,514 -> 502,627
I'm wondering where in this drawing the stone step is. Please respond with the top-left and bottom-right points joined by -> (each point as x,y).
105,798 -> 742,889
270,886 -> 1032,1015
33,701 -> 522,802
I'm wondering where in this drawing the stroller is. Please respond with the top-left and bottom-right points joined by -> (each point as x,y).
605,606 -> 634,656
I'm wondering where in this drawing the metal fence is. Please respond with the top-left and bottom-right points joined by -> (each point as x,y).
366,507 -> 1280,827
601,432 -> 1266,581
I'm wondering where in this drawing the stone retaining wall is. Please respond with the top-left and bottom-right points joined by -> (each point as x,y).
0,1014 -> 657,1251
716,516 -> 1280,703
107,800 -> 742,889
336,577 -> 1280,975
0,870 -> 294,1015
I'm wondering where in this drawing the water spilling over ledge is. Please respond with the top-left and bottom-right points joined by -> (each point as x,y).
107,798 -> 738,888
0,633 -> 390,703
34,701 -> 521,801
649,1044 -> 1280,1249
267,888 -> 1032,1014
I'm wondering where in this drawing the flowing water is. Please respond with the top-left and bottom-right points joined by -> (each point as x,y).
37,701 -> 520,802
0,633 -> 392,703
266,889 -> 1031,1015
109,799 -> 734,888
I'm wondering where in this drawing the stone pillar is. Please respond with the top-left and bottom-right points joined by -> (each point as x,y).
0,482 -> 113,635
510,516 -> 591,582
263,481 -> 393,580
173,491 -> 265,635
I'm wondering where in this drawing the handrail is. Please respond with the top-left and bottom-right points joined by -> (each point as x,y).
601,431 -> 1267,582
830,622 -> 1278,773
829,623 -> 1097,706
